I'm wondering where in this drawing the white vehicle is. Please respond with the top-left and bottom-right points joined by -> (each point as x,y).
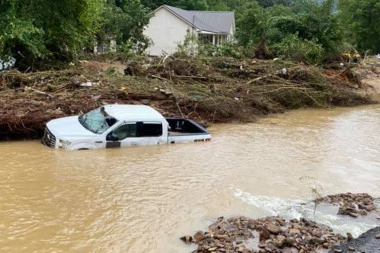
42,104 -> 211,150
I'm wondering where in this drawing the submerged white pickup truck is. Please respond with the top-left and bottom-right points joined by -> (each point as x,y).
42,104 -> 211,150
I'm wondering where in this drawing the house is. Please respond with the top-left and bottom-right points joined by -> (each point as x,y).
143,5 -> 235,56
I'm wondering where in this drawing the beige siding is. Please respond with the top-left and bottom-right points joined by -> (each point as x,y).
144,8 -> 193,56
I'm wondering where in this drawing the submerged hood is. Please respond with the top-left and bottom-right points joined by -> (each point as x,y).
46,116 -> 96,138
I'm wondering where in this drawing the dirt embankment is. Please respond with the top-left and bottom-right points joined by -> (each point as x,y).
0,56 -> 377,140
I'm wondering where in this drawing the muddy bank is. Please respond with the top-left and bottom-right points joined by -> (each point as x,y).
0,56 -> 376,140
181,193 -> 379,253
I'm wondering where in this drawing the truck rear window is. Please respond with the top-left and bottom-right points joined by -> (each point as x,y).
137,122 -> 162,137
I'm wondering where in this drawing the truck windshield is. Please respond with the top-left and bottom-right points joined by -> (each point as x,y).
78,107 -> 115,134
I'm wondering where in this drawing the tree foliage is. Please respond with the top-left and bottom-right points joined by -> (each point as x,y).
236,0 -> 343,63
0,0 -> 151,68
338,0 -> 380,53
1,0 -> 380,68
99,0 -> 151,54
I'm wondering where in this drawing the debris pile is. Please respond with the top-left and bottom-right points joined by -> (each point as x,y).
0,56 -> 375,140
181,216 -> 346,253
316,193 -> 379,218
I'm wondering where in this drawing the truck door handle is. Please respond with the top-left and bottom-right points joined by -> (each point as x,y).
95,141 -> 103,143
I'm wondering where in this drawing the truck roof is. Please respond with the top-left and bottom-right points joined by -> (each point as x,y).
103,104 -> 166,122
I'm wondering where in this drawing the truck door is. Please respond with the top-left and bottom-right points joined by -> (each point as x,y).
135,121 -> 166,146
106,122 -> 166,148
105,122 -> 138,148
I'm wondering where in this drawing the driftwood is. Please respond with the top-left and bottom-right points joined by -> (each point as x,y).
24,87 -> 54,98
147,74 -> 170,82
246,75 -> 270,85
172,74 -> 208,80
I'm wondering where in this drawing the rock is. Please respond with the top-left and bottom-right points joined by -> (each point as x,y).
259,228 -> 270,242
283,247 -> 299,253
334,249 -> 342,253
72,78 -> 80,86
347,233 -> 353,241
362,197 -> 372,205
292,223 -> 300,230
267,224 -> 281,235
258,243 -> 266,248
194,231 -> 204,242
348,246 -> 355,251
348,212 -> 359,218
323,242 -> 329,248
312,228 -> 322,238
180,235 -> 193,244
289,229 -> 301,235
248,219 -> 256,229
275,235 -> 286,248
365,204 -> 376,212
140,99 -> 150,105
376,234 -> 380,239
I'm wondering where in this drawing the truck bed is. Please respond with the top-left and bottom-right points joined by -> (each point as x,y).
166,118 -> 211,143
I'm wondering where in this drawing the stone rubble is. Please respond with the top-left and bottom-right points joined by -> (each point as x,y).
181,193 -> 380,253
315,193 -> 379,217
181,216 -> 346,253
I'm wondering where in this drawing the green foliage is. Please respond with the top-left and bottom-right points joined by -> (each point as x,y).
273,34 -> 324,64
256,0 -> 292,8
0,0 -> 104,67
235,1 -> 268,47
338,0 -> 380,53
176,30 -> 243,58
0,0 -> 152,68
99,0 -> 151,54
212,42 -> 244,58
176,29 -> 199,56
0,1 -> 45,58
236,0 -> 343,62
140,0 -> 208,10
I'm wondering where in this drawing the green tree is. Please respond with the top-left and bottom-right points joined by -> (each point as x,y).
1,0 -> 104,66
338,0 -> 380,53
235,1 -> 268,47
236,0 -> 343,62
256,0 -> 292,8
0,0 -> 45,59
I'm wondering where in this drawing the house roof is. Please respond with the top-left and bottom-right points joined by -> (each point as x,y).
159,5 -> 234,34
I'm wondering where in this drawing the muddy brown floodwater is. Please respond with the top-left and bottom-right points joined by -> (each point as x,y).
1,105 -> 380,253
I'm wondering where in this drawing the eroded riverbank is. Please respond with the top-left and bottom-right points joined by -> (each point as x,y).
1,56 -> 377,140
